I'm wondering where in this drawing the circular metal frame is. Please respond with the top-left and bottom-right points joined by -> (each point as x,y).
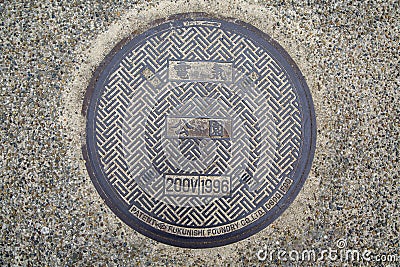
82,13 -> 316,248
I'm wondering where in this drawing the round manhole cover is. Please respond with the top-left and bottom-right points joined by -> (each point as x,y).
83,13 -> 316,248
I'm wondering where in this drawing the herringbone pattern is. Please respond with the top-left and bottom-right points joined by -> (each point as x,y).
94,24 -> 302,227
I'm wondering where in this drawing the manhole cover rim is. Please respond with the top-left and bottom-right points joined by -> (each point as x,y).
82,12 -> 316,248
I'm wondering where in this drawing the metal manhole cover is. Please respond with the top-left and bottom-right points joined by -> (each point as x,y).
83,13 -> 316,248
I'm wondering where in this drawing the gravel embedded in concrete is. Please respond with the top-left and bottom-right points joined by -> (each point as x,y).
1,0 -> 398,265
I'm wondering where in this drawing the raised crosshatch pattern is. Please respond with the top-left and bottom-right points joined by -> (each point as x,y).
84,15 -> 315,248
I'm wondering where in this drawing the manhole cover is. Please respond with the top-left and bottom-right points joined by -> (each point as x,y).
83,13 -> 316,248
